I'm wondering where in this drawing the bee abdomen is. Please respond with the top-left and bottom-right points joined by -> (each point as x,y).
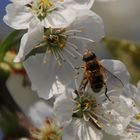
91,83 -> 103,92
90,74 -> 104,93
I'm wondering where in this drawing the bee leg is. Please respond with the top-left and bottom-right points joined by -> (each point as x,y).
74,90 -> 82,96
74,70 -> 79,79
74,90 -> 78,94
104,83 -> 111,101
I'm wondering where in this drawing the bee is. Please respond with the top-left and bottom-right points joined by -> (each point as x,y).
79,50 -> 123,101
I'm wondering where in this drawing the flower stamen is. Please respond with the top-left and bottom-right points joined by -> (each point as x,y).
26,27 -> 94,69
72,90 -> 112,129
67,44 -> 83,57
69,36 -> 95,43
29,0 -> 60,21
63,48 -> 77,59
64,29 -> 82,35
66,41 -> 79,51
62,53 -> 77,71
43,47 -> 51,63
30,118 -> 62,140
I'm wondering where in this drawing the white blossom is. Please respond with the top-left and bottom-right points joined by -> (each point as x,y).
28,100 -> 77,140
54,89 -> 134,140
119,81 -> 140,140
54,60 -> 134,140
4,0 -> 94,29
14,10 -> 104,100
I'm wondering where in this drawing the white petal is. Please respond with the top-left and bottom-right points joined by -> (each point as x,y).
23,54 -> 57,99
74,119 -> 103,140
14,23 -> 44,62
102,95 -> 134,135
54,93 -> 76,125
120,135 -> 140,140
123,83 -> 140,108
14,33 -> 28,62
102,132 -> 120,140
101,59 -> 130,85
64,0 -> 95,9
123,84 -> 138,97
21,10 -> 104,100
62,124 -> 76,140
23,46 -> 82,99
67,10 -> 104,50
3,3 -> 33,29
120,116 -> 140,140
42,8 -> 76,28
10,0 -> 32,5
28,100 -> 54,128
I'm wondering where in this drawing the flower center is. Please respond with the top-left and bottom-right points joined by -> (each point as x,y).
43,28 -> 67,49
28,0 -> 64,21
34,0 -> 54,20
33,27 -> 68,64
72,90 -> 110,129
26,28 -> 94,68
30,118 -> 62,140
72,90 -> 97,119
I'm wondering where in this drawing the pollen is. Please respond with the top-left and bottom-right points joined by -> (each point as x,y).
33,27 -> 68,65
43,28 -> 67,50
30,118 -> 62,140
29,0 -> 56,21
28,28 -> 84,68
59,0 -> 64,2
135,113 -> 140,121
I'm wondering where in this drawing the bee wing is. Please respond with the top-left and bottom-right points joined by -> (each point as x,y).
101,66 -> 124,89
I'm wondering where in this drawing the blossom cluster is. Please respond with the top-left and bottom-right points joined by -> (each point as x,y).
3,0 -> 140,140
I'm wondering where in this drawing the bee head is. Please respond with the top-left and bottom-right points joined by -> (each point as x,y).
83,51 -> 96,62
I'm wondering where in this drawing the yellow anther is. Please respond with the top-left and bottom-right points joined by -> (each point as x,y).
77,103 -> 81,108
59,0 -> 64,2
135,113 -> 140,121
85,103 -> 90,109
60,44 -> 65,48
30,118 -> 62,140
39,0 -> 53,7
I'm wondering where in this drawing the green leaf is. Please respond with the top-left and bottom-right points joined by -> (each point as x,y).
0,30 -> 21,61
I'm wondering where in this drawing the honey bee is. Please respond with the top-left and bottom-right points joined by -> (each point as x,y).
79,50 -> 123,101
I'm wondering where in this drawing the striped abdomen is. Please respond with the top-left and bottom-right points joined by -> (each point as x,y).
90,71 -> 104,93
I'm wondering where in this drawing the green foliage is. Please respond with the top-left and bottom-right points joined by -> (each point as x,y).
103,37 -> 140,84
0,30 -> 21,62
0,31 -> 23,78
0,108 -> 25,138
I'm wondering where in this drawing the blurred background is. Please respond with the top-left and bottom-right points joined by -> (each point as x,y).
0,0 -> 140,139
94,0 -> 140,41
